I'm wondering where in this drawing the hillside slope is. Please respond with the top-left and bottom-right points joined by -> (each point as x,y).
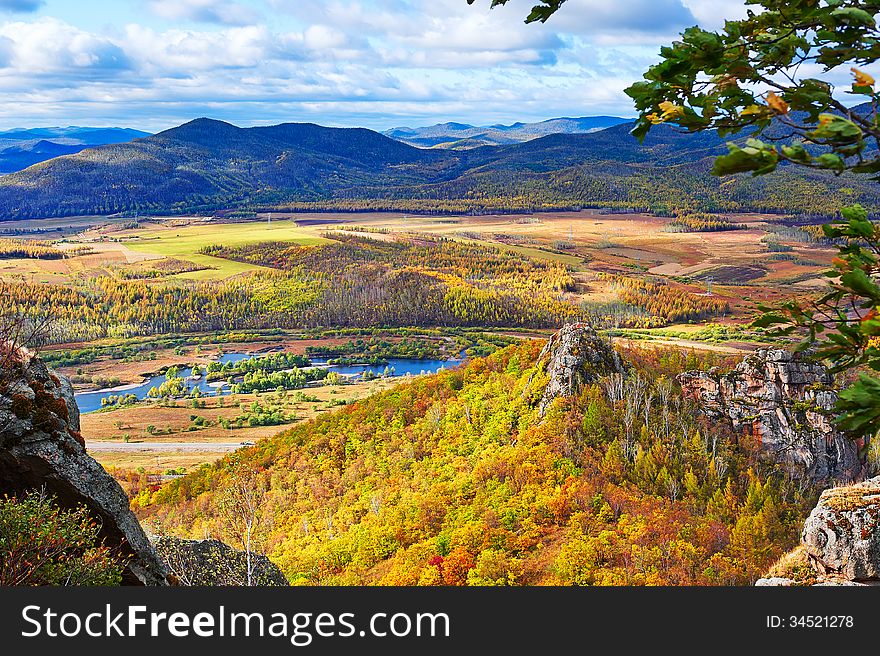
136,338 -> 818,586
1,117 -> 877,219
0,127 -> 150,174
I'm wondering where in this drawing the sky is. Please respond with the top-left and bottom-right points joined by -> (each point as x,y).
0,0 -> 760,131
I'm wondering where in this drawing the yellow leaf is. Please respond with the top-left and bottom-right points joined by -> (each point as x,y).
658,100 -> 685,120
851,67 -> 875,87
766,92 -> 789,115
740,104 -> 767,117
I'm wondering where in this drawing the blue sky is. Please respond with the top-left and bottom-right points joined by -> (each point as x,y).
0,0 -> 757,131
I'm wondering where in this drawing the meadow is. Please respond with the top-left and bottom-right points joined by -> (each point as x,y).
121,219 -> 329,280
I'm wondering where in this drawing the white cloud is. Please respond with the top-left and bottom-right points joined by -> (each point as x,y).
0,18 -> 131,75
680,0 -> 748,30
123,24 -> 275,71
0,0 -> 791,130
303,24 -> 348,50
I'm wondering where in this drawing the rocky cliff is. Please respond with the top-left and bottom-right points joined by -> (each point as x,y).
154,536 -> 289,586
537,322 -> 626,416
0,349 -> 168,585
678,349 -> 864,483
757,476 -> 880,586
802,476 -> 880,582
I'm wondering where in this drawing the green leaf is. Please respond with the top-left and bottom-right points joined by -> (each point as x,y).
830,7 -> 876,27
711,141 -> 779,177
816,152 -> 845,173
781,141 -> 811,164
841,268 -> 880,300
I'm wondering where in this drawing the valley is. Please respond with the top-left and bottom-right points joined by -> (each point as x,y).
2,0 -> 880,604
0,206 -> 837,491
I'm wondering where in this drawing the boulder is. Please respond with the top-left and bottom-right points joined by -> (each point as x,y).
0,349 -> 168,585
678,349 -> 864,482
801,476 -> 880,582
154,536 -> 289,586
537,322 -> 626,416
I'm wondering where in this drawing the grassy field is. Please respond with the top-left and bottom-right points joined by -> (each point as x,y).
84,377 -> 400,473
122,219 -> 329,280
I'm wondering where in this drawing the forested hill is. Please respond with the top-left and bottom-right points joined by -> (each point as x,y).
0,116 -> 877,220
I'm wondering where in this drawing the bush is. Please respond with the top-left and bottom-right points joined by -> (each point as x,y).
0,490 -> 123,586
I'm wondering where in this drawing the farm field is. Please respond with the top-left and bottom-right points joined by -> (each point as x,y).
94,219 -> 330,280
84,376 -> 400,474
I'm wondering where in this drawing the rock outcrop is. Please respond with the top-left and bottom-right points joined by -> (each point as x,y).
154,536 -> 289,586
0,349 -> 168,585
678,349 -> 864,483
757,476 -> 880,586
537,322 -> 626,416
801,476 -> 880,582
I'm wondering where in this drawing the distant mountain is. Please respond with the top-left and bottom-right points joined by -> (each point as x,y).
0,127 -> 151,174
384,116 -> 630,149
0,117 -> 876,220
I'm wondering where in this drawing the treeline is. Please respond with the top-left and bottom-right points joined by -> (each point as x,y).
664,213 -> 747,233
203,233 -> 577,294
205,352 -> 311,381
115,258 -> 211,279
603,275 -> 730,325
306,337 -> 444,360
229,367 -> 328,394
136,341 -> 817,586
4,233 -> 728,346
0,238 -> 65,260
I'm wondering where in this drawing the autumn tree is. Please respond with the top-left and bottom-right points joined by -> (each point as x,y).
218,456 -> 268,586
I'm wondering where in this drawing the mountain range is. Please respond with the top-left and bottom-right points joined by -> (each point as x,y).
0,127 -> 151,174
383,116 -> 629,149
0,117 -> 875,220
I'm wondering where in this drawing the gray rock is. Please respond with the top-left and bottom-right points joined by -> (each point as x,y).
755,577 -> 795,586
537,322 -> 625,416
678,349 -> 864,482
154,536 -> 289,586
801,476 -> 880,582
811,580 -> 870,586
0,350 -> 168,585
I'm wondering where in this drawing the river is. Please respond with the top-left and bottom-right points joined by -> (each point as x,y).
74,353 -> 463,414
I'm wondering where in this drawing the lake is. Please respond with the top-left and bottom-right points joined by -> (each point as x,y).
74,354 -> 463,414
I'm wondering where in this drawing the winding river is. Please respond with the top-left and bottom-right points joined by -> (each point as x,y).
74,353 -> 463,414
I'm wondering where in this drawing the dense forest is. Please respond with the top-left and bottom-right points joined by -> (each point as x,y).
136,342 -> 817,585
1,118 -> 877,220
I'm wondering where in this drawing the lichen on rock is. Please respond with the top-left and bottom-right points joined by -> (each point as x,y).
0,349 -> 168,585
757,477 -> 880,586
801,476 -> 880,582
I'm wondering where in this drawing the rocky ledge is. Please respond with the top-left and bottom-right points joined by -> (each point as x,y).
0,349 -> 168,585
802,476 -> 880,582
537,322 -> 626,417
678,349 -> 865,483
154,536 -> 289,586
757,476 -> 880,586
